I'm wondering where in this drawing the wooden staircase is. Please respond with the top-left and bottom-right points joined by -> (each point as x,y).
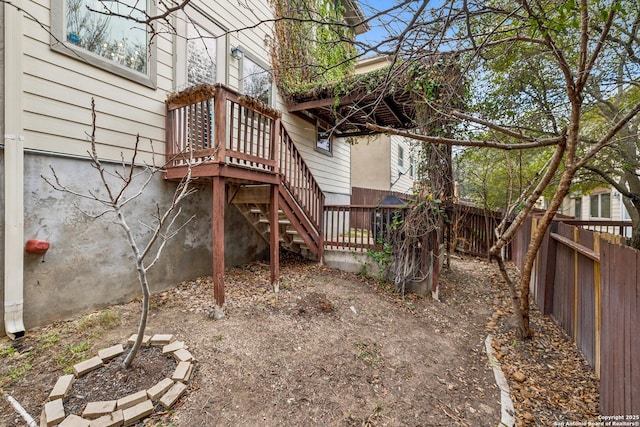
230,184 -> 320,259
165,84 -> 325,306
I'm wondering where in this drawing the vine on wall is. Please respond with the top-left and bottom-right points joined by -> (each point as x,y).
268,0 -> 357,100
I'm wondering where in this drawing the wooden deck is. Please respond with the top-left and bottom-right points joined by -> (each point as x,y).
164,84 -> 324,308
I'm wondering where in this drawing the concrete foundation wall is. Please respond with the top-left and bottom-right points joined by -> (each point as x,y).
324,244 -> 446,297
3,153 -> 268,332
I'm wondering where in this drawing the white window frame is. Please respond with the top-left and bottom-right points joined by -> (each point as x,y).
240,53 -> 274,105
397,145 -> 407,174
175,8 -> 227,89
622,202 -> 631,221
315,122 -> 333,156
589,192 -> 611,219
50,0 -> 157,88
574,197 -> 582,219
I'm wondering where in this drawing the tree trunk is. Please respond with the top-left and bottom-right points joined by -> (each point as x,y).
118,211 -> 150,369
124,271 -> 150,368
629,200 -> 640,250
516,156 -> 577,338
495,255 -> 527,335
631,218 -> 640,250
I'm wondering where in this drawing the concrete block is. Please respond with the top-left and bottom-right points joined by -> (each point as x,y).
172,348 -> 194,362
162,341 -> 185,354
147,378 -> 174,401
59,414 -> 90,427
44,399 -> 65,426
159,382 -> 187,409
116,390 -> 147,410
150,334 -> 173,346
82,400 -> 117,419
171,361 -> 193,382
73,356 -> 104,377
88,410 -> 123,427
49,374 -> 75,400
127,334 -> 151,347
97,344 -> 124,362
122,400 -> 153,426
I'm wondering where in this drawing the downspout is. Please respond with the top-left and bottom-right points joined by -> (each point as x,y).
4,4 -> 26,339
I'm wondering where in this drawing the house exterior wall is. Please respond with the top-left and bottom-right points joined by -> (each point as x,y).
18,153 -> 268,330
351,134 -> 391,191
279,108 -> 352,200
1,0 -> 308,333
389,135 -> 414,194
351,134 -> 415,195
561,187 -> 628,220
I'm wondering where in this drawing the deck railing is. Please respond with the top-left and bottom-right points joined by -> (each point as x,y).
166,84 -> 278,171
165,84 -> 323,238
323,204 -> 406,251
279,125 -> 324,233
559,219 -> 633,240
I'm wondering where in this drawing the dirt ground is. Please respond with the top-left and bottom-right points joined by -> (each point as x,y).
0,254 -> 598,426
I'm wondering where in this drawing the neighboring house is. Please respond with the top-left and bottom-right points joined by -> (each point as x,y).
350,55 -> 417,196
1,0 -> 370,337
351,133 -> 417,194
562,187 -> 630,221
560,187 -> 633,237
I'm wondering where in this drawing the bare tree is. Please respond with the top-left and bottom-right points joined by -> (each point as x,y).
42,99 -> 196,367
354,0 -> 640,338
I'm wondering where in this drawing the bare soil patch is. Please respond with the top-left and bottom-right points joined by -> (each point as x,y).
0,254 -> 598,426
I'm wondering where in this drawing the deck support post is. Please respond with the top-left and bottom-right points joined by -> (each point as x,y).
213,176 -> 226,308
270,183 -> 280,293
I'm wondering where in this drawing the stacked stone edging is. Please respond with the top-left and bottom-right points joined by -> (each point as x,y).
41,334 -> 194,427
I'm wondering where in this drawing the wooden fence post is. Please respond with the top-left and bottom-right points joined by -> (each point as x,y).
539,221 -> 558,315
593,233 -> 601,378
573,226 -> 580,342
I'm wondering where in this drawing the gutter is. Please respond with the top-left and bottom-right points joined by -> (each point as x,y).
4,4 -> 26,339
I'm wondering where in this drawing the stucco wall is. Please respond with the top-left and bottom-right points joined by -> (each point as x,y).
351,134 -> 391,191
15,152 -> 267,331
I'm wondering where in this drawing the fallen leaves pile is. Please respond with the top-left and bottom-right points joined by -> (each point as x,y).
159,252 -> 600,426
487,268 -> 600,426
0,251 -> 601,427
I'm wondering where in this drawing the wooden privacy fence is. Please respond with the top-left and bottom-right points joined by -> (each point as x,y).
452,204 -> 510,259
514,217 -> 639,415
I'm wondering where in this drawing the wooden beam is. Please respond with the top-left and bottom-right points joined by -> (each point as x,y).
212,176 -> 225,307
287,91 -> 370,112
551,232 -> 600,262
270,184 -> 280,292
382,97 -> 412,127
229,185 -> 271,204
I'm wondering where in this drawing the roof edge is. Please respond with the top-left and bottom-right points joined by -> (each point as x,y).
342,0 -> 370,34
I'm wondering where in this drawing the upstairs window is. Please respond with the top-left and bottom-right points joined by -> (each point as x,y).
186,22 -> 217,86
574,197 -> 582,219
241,56 -> 273,105
316,123 -> 332,156
175,9 -> 226,90
52,0 -> 156,87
